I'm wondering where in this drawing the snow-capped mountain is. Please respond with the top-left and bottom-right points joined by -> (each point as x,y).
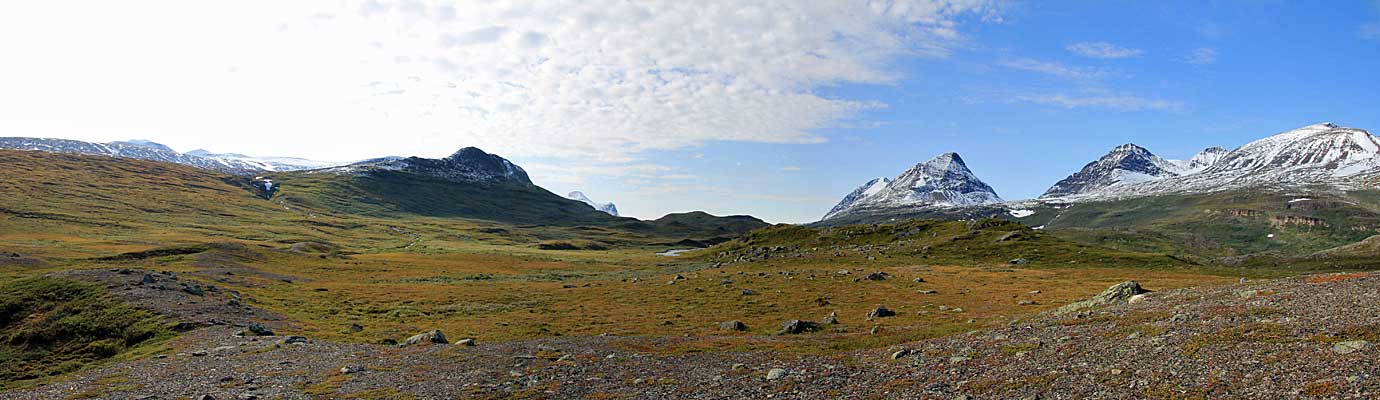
1168,147 -> 1228,174
0,137 -> 265,175
320,147 -> 532,185
822,177 -> 891,220
825,153 -> 1002,220
1049,123 -> 1380,201
566,191 -> 619,216
1041,144 -> 1222,198
185,150 -> 341,172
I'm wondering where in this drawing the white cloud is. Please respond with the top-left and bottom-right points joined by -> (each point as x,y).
781,166 -> 803,171
998,59 -> 1114,81
1361,22 -> 1380,40
1184,48 -> 1219,65
1066,42 -> 1143,59
1005,92 -> 1184,112
0,0 -> 1001,167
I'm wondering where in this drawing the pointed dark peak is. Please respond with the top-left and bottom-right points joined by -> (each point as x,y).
926,152 -> 966,169
446,146 -> 490,160
386,146 -> 532,185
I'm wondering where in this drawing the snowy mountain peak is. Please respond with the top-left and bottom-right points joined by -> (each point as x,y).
824,152 -> 1002,220
565,191 -> 619,216
1042,143 -> 1183,199
1172,146 -> 1228,174
921,152 -> 965,173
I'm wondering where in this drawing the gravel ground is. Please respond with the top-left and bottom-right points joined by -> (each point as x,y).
7,271 -> 1380,399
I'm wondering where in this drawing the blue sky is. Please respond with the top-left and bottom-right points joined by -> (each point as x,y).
3,1 -> 1379,223
535,1 -> 1380,222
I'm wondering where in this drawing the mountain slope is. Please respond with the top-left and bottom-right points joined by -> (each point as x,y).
822,177 -> 890,220
0,150 -> 768,259
824,153 -> 1001,221
566,191 -> 619,216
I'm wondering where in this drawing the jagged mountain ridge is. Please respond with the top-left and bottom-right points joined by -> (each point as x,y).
1041,144 -> 1228,199
0,137 -> 266,175
825,153 -> 1002,220
566,191 -> 619,216
1049,123 -> 1380,201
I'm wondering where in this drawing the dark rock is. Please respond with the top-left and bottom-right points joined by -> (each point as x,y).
247,323 -> 274,336
867,306 -> 896,320
718,320 -> 749,331
776,320 -> 822,335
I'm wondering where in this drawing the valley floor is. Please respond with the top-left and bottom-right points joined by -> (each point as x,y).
6,265 -> 1380,399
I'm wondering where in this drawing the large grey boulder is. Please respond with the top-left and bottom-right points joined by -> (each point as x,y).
1056,281 -> 1148,315
402,330 -> 449,346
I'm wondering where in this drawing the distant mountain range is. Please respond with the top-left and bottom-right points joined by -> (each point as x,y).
822,123 -> 1380,223
565,191 -> 619,216
0,137 -> 341,174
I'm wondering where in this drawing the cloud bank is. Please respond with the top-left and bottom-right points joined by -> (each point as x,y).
0,0 -> 1001,165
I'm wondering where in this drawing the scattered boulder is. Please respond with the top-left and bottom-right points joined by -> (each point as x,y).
1332,340 -> 1372,355
766,368 -> 788,380
866,306 -> 896,320
1009,258 -> 1029,265
890,349 -> 911,359
718,320 -> 749,331
281,336 -> 308,345
403,330 -> 449,346
340,366 -> 366,374
1056,281 -> 1149,314
246,323 -> 274,337
912,277 -> 926,283
455,338 -> 476,346
741,289 -> 755,296
776,320 -> 821,335
821,311 -> 840,325
863,271 -> 889,281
